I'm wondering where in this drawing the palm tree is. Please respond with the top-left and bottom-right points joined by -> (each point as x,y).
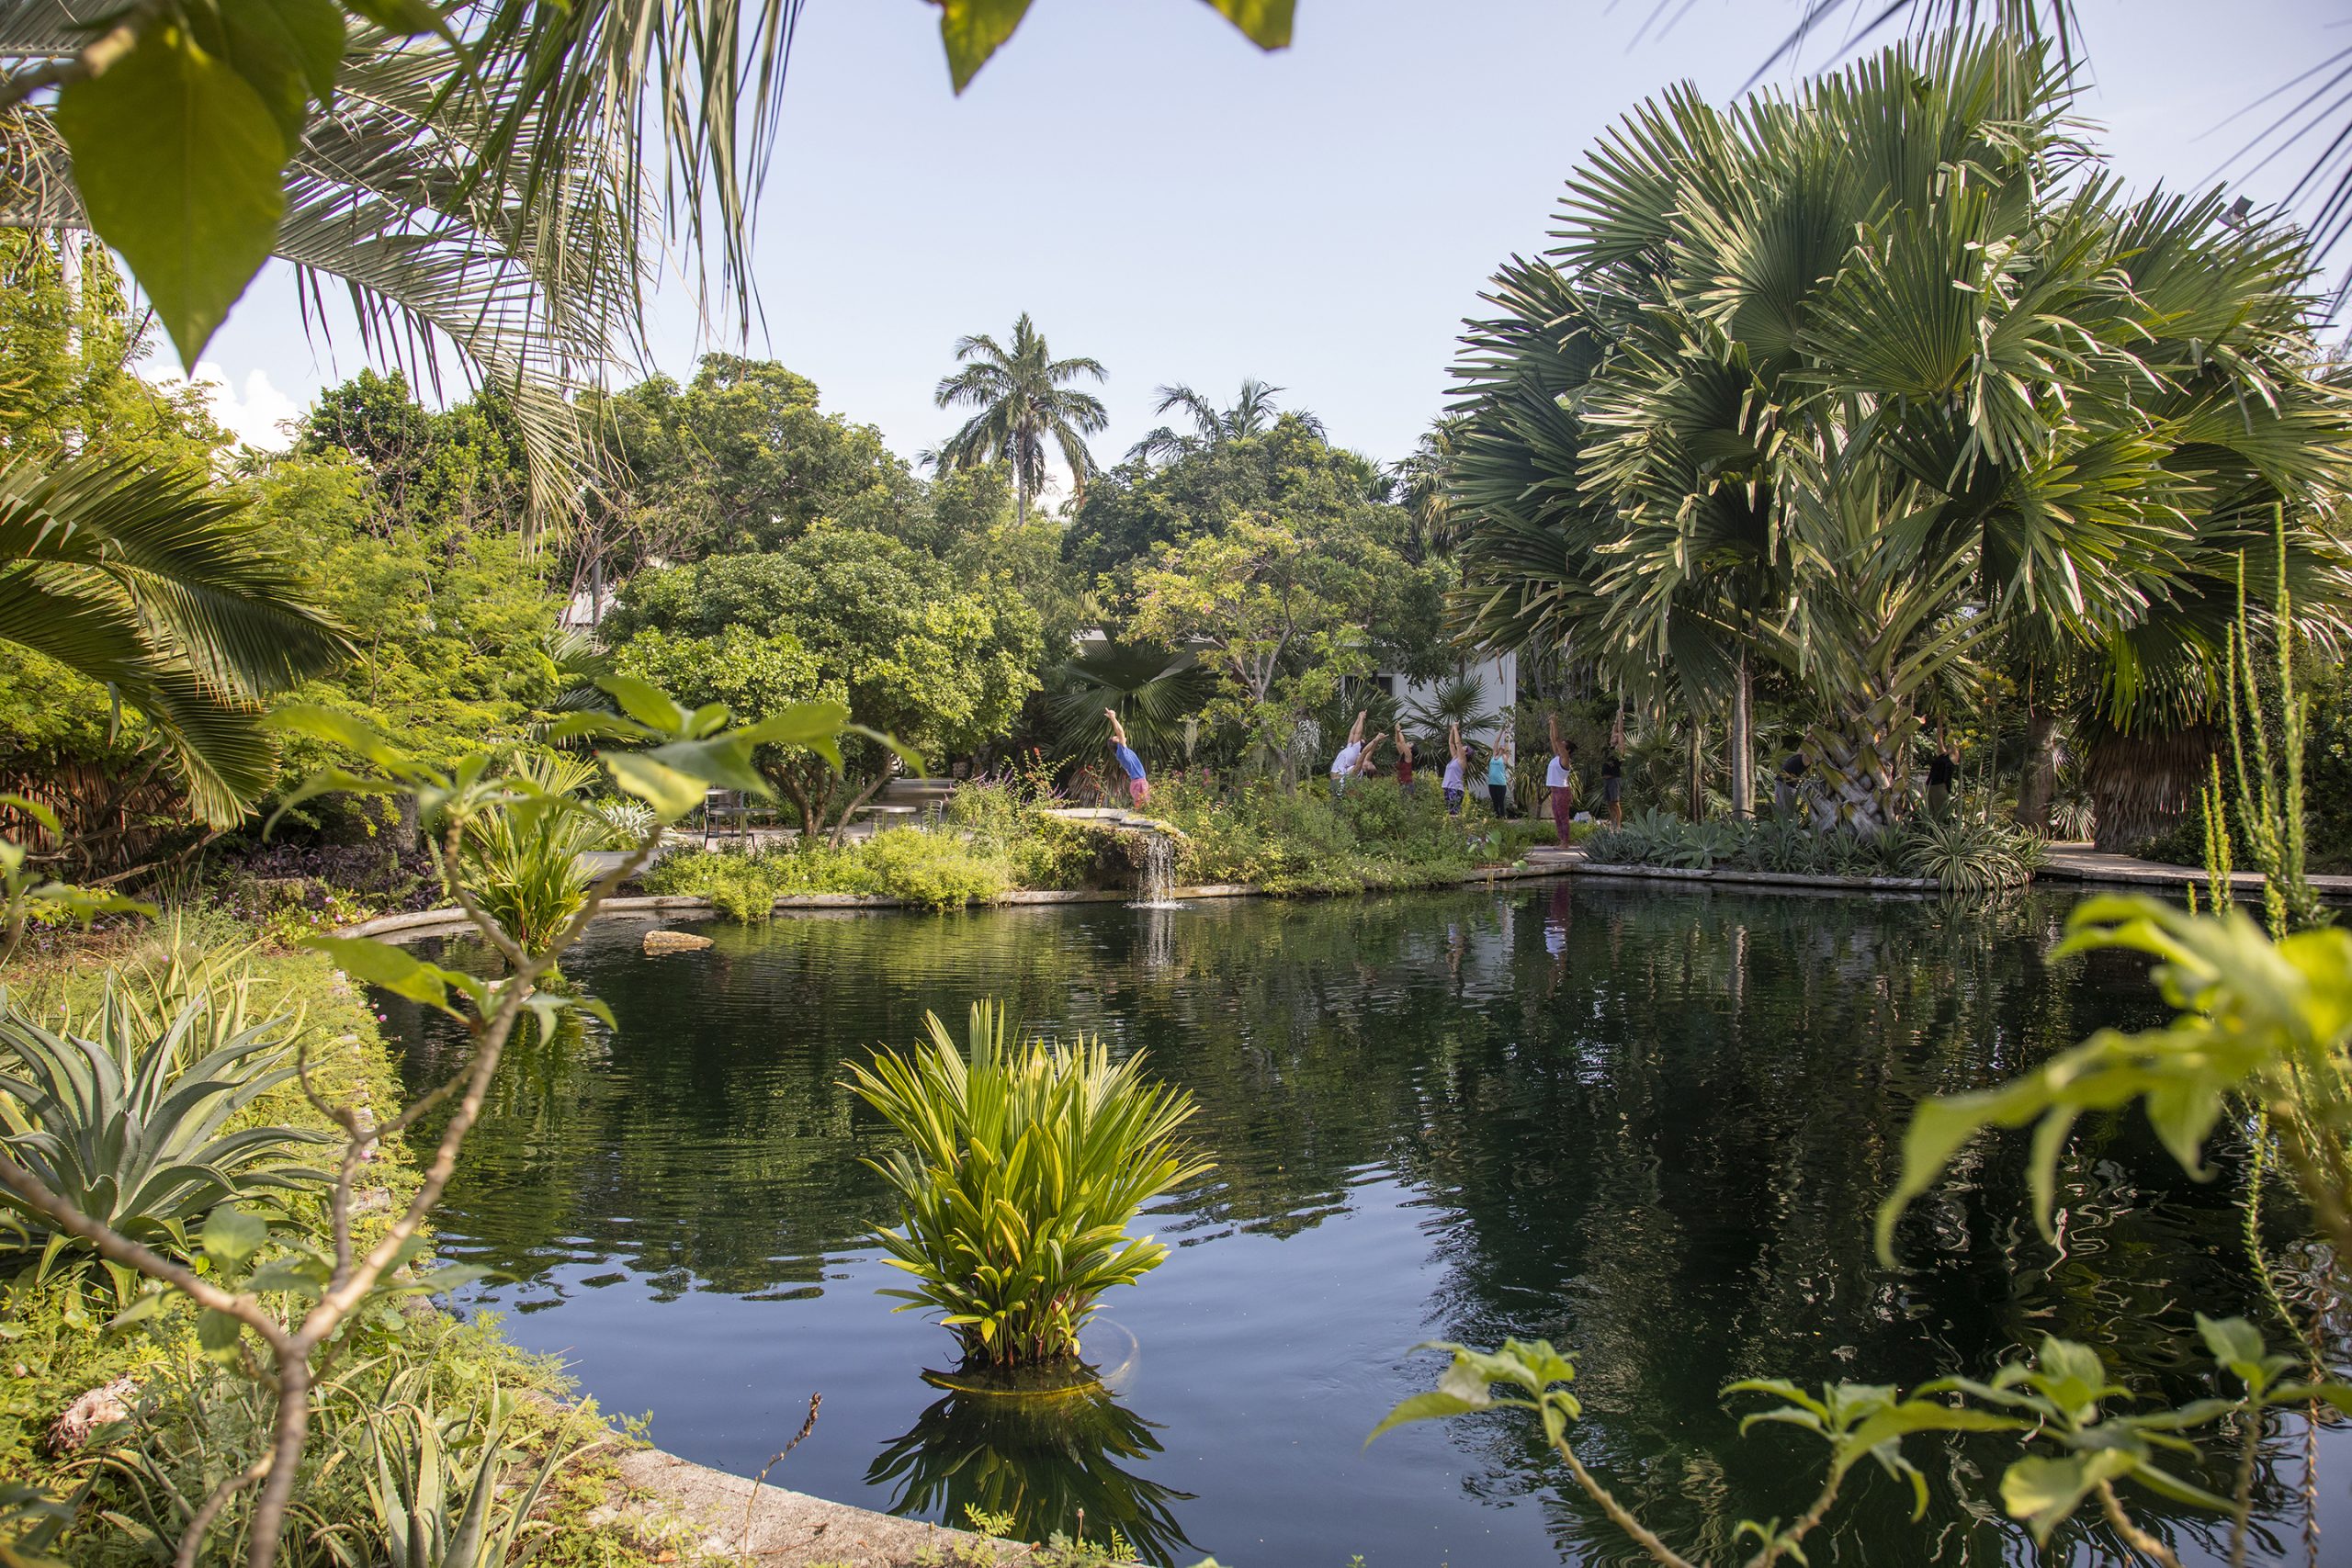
1757,1 -> 2351,310
1050,641 -> 1215,762
932,313 -> 1108,524
0,455 -> 349,826
1125,378 -> 1325,464
1450,31 -> 2352,832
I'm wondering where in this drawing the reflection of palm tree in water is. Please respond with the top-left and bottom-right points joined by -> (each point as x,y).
866,1371 -> 1196,1560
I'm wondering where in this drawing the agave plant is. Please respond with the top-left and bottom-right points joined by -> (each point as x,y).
845,1002 -> 1210,1370
0,972 -> 329,1298
367,1384 -> 582,1568
1901,814 -> 2031,896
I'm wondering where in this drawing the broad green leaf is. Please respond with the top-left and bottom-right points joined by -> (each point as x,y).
201,1205 -> 267,1265
0,795 -> 60,834
209,0 -> 347,145
2001,1450 -> 2133,1542
263,705 -> 406,766
2196,1314 -> 2267,1381
639,734 -> 772,798
594,674 -> 692,736
932,0 -> 1032,93
1205,0 -> 1295,48
107,1290 -> 167,1330
55,24 -> 288,367
737,700 -> 852,750
302,936 -> 450,1010
600,751 -> 707,821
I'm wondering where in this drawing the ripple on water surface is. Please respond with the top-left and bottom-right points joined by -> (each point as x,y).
384,884 -> 2348,1566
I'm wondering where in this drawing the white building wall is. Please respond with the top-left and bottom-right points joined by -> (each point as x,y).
1372,651 -> 1517,744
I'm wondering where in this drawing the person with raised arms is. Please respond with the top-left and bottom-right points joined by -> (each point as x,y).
1442,721 -> 1467,817
1329,709 -> 1370,798
1106,708 -> 1149,807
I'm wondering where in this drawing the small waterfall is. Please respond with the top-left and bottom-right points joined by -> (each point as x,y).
1130,829 -> 1182,910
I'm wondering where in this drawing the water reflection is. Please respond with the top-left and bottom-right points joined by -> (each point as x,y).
386,885 -> 2341,1565
866,1369 -> 1195,1559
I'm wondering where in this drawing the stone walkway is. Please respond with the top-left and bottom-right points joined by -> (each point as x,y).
2037,844 -> 2352,900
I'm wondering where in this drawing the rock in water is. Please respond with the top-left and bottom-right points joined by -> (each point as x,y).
643,930 -> 714,955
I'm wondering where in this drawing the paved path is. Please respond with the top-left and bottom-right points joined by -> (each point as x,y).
2036,844 -> 2352,900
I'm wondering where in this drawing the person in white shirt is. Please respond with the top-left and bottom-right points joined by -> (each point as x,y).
1329,709 -> 1370,797
1544,713 -> 1577,846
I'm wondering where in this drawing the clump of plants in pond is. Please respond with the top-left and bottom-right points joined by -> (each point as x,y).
1582,807 -> 2041,894
845,1001 -> 1210,1370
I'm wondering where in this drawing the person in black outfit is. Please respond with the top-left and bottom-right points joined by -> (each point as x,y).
1926,735 -> 1960,817
1774,742 -> 1807,819
1600,749 -> 1623,828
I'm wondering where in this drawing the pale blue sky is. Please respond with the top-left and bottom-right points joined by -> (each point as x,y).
181,0 -> 2342,478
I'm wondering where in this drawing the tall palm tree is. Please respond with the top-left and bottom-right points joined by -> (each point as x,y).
932,313 -> 1108,524
0,455 -> 348,826
1450,31 -> 2352,831
1125,378 -> 1325,464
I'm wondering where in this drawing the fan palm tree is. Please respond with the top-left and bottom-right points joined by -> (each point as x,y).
1757,1 -> 2350,310
0,455 -> 349,826
1125,378 -> 1325,464
932,313 -> 1108,524
1449,30 -> 2352,831
1049,641 -> 1215,763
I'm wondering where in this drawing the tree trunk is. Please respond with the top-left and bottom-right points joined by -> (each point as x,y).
2014,703 -> 2058,833
1729,653 -> 1753,820
1804,691 -> 1918,834
1686,721 -> 1705,820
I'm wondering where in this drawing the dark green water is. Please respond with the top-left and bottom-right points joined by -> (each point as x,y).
387,883 -> 2346,1566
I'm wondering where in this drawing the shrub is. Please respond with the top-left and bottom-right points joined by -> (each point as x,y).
0,958 -> 330,1301
457,754 -> 623,956
862,829 -> 1014,911
845,1002 -> 1209,1369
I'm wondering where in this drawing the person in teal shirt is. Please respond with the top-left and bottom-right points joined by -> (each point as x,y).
1486,727 -> 1512,818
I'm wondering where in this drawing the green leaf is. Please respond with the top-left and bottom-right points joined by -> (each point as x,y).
600,751 -> 707,821
210,0 -> 347,145
737,700 -> 852,751
201,1205 -> 267,1265
302,936 -> 450,1010
195,1307 -> 244,1359
1204,0 -> 1295,48
931,0 -> 1032,93
594,674 -> 692,736
2196,1314 -> 2266,1377
342,0 -> 445,36
1364,1391 -> 1482,1443
930,0 -> 1293,93
2001,1450 -> 2133,1543
55,23 -> 289,367
0,795 -> 61,835
107,1290 -> 168,1330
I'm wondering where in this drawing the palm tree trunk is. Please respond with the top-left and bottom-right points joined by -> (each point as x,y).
1804,690 -> 1917,834
1729,652 -> 1753,820
1686,720 -> 1705,819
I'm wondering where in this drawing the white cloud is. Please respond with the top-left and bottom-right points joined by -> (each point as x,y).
150,362 -> 303,452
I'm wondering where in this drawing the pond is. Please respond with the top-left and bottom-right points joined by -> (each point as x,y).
384,882 -> 2347,1566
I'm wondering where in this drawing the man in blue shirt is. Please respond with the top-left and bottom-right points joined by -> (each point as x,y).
1107,708 -> 1149,807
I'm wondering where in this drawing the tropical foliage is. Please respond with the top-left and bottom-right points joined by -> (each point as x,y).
0,953 -> 330,1301
1447,30 -> 2352,836
846,1001 -> 1208,1369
